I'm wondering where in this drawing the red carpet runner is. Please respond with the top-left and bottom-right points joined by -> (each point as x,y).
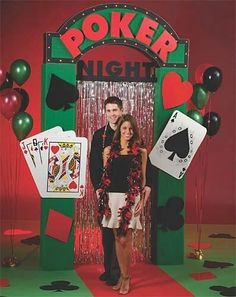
75,263 -> 194,297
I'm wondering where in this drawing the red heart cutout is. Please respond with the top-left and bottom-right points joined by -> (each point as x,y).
162,72 -> 193,109
51,145 -> 59,154
69,181 -> 77,189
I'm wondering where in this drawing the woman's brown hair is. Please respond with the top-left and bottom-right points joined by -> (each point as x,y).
113,114 -> 140,146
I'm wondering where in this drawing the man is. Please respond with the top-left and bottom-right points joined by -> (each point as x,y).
90,96 -> 151,286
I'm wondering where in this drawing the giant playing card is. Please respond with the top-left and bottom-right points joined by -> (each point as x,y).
41,136 -> 87,198
149,110 -> 207,179
20,127 -> 88,198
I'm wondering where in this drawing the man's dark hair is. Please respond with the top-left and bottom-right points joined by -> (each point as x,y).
104,96 -> 123,109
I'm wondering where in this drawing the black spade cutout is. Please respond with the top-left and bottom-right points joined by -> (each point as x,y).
46,74 -> 79,110
164,128 -> 190,161
210,286 -> 236,296
40,280 -> 79,292
209,233 -> 236,239
0,72 -> 13,90
203,260 -> 234,269
157,196 -> 184,231
21,235 -> 40,245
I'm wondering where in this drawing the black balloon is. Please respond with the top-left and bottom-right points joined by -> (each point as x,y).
14,88 -> 29,112
203,112 -> 221,136
0,72 -> 13,91
203,66 -> 222,92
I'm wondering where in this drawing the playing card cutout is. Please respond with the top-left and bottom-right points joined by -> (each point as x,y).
149,110 -> 207,179
157,196 -> 184,231
20,128 -> 87,198
3,228 -> 32,235
40,280 -> 79,292
209,286 -> 236,296
162,72 -> 193,109
190,272 -> 216,281
209,233 -> 236,239
45,209 -> 73,243
46,74 -> 79,110
21,235 -> 40,246
203,260 -> 234,269
44,137 -> 87,197
20,126 -> 63,193
0,278 -> 10,287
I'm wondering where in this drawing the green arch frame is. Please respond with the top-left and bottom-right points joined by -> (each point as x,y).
41,3 -> 189,270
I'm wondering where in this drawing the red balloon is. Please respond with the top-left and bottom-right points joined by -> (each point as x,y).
0,68 -> 5,86
0,88 -> 22,120
195,63 -> 212,84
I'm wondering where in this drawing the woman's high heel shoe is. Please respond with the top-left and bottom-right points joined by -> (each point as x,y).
112,275 -> 123,290
119,276 -> 131,295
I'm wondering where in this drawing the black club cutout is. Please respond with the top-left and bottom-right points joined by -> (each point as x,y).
40,280 -> 79,292
157,196 -> 184,231
208,233 -> 236,239
203,260 -> 234,269
21,235 -> 40,245
210,286 -> 236,296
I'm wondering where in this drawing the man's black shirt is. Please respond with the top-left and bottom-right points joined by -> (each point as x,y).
90,124 -> 115,191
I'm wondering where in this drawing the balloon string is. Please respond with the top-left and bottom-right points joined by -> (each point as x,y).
195,92 -> 212,251
194,172 -> 199,235
198,95 -> 212,249
208,96 -> 212,113
5,119 -> 21,258
197,134 -> 210,250
12,137 -> 21,257
7,120 -> 14,257
196,148 -> 202,250
0,121 -> 11,248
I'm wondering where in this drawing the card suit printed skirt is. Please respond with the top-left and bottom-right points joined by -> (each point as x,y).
101,192 -> 142,230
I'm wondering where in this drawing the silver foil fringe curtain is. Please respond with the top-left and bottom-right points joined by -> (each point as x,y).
74,81 -> 155,264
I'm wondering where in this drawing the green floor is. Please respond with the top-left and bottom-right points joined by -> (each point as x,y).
0,248 -> 92,297
0,223 -> 235,297
160,224 -> 236,297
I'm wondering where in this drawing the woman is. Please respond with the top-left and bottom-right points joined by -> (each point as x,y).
98,114 -> 147,295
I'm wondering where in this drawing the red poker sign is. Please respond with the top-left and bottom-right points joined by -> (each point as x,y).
45,3 -> 188,67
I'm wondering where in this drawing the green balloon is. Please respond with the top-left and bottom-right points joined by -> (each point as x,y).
191,84 -> 209,109
187,109 -> 203,125
10,59 -> 31,86
12,112 -> 33,141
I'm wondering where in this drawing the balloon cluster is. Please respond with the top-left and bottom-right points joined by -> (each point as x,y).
0,59 -> 33,140
187,64 -> 222,137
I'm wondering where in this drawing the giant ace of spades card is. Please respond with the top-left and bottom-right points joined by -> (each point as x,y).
149,110 -> 207,179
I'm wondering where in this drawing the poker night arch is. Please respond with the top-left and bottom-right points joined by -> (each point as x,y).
41,3 -> 189,270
